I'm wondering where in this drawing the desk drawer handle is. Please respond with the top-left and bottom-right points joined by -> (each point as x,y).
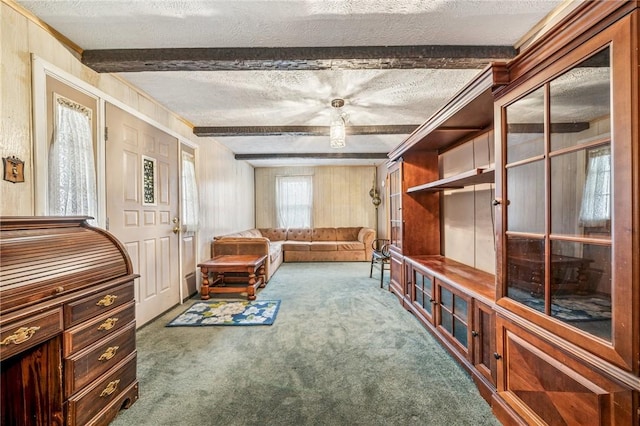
1,326 -> 41,346
98,317 -> 119,331
100,379 -> 120,397
98,346 -> 120,361
97,294 -> 118,307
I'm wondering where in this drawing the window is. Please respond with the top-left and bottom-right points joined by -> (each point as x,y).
276,175 -> 312,228
181,151 -> 199,232
48,94 -> 97,223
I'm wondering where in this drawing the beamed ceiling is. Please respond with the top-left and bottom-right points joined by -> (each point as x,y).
13,0 -> 572,167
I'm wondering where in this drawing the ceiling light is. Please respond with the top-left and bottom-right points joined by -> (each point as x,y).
330,98 -> 346,149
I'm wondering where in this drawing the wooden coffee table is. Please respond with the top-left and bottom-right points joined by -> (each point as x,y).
198,254 -> 267,301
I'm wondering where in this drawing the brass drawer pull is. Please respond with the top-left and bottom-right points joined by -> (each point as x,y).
98,346 -> 120,361
1,326 -> 41,346
99,379 -> 120,397
98,317 -> 119,331
96,294 -> 118,307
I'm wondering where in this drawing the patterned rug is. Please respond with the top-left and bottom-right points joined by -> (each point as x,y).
167,300 -> 280,326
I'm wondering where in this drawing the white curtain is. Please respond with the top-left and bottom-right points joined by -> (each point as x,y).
579,146 -> 611,227
181,152 -> 199,233
48,96 -> 97,223
276,175 -> 312,228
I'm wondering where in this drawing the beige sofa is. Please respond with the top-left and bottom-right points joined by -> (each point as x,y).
211,227 -> 375,282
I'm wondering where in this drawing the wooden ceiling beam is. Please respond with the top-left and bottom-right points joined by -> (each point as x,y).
82,45 -> 516,73
235,153 -> 389,160
193,125 -> 420,137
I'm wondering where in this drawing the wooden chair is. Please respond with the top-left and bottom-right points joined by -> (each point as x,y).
369,238 -> 391,288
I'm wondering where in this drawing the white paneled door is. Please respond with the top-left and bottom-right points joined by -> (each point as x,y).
106,103 -> 180,327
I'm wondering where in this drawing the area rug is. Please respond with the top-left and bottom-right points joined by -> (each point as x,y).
511,291 -> 611,322
167,300 -> 281,326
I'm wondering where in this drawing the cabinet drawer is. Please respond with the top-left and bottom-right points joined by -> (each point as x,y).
65,321 -> 136,397
64,282 -> 134,327
64,301 -> 135,357
0,308 -> 63,361
67,351 -> 137,426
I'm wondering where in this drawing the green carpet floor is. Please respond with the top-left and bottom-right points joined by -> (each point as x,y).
111,262 -> 500,426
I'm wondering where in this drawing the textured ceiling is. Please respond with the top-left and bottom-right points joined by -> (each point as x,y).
15,0 -> 569,167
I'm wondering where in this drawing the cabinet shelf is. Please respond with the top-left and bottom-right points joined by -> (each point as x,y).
407,167 -> 494,193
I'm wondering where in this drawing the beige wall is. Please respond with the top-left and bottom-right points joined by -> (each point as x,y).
255,166 -> 378,233
440,131 -> 496,274
0,2 -> 255,263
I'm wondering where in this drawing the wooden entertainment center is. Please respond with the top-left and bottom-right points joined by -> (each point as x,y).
0,217 -> 139,426
386,2 -> 639,424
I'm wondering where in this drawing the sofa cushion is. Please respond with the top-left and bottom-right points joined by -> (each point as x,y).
287,228 -> 312,241
357,227 -> 373,242
312,228 -> 337,241
337,241 -> 365,251
309,242 -> 338,251
223,229 -> 262,238
259,228 -> 287,241
282,241 -> 311,251
269,242 -> 283,262
336,227 -> 360,241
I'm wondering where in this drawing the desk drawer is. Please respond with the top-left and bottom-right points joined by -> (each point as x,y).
64,301 -> 135,357
64,282 -> 134,327
67,351 -> 137,426
0,308 -> 63,361
65,322 -> 136,397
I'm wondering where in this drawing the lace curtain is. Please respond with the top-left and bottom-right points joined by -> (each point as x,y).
181,152 -> 199,233
579,146 -> 611,227
48,95 -> 97,223
276,175 -> 313,229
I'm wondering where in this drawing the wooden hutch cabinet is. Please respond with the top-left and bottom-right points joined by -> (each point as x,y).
492,2 -> 640,424
387,151 -> 440,306
1,217 -> 140,426
386,62 -> 509,401
385,2 -> 639,424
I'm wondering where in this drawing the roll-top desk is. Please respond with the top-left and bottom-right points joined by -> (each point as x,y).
1,217 -> 139,426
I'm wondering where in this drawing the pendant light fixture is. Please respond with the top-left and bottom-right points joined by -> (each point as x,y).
330,98 -> 346,149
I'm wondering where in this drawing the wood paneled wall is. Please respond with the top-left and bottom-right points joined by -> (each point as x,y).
441,131 -> 496,274
0,2 -> 255,264
255,166 -> 378,233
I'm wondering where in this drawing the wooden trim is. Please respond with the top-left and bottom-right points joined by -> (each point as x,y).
2,0 -> 83,56
495,1 -> 638,100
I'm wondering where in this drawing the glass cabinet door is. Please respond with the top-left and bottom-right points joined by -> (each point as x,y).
498,20 -> 636,372
437,282 -> 471,357
412,267 -> 434,324
504,47 -> 612,341
388,163 -> 403,250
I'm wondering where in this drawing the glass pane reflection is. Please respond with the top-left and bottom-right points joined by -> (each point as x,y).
506,87 -> 545,164
507,161 -> 545,233
551,145 -> 611,238
506,237 -> 545,314
550,240 -> 611,341
550,47 -> 611,152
